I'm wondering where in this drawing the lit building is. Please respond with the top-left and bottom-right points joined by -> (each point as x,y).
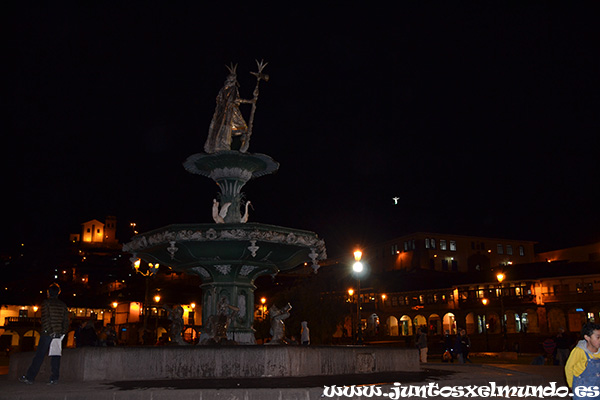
351,238 -> 600,352
71,216 -> 118,245
368,232 -> 536,273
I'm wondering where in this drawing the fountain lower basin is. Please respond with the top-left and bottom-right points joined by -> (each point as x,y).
9,346 -> 419,381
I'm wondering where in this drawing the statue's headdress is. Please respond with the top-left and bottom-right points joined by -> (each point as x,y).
226,63 -> 238,77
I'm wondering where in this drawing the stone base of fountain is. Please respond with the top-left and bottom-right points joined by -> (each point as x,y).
9,346 -> 419,382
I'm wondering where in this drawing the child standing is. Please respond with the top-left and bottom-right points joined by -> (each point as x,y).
564,322 -> 600,399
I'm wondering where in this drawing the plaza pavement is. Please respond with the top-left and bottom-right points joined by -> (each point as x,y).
0,362 -> 569,400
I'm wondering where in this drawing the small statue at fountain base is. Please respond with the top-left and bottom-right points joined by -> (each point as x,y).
164,304 -> 187,345
201,297 -> 240,345
266,303 -> 292,345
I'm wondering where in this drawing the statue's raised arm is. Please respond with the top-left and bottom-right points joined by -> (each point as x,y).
204,60 -> 269,154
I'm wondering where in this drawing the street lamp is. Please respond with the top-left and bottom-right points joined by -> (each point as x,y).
260,297 -> 267,319
32,306 -> 39,344
481,298 -> 489,351
131,257 -> 160,342
111,301 -> 118,324
496,272 -> 506,351
154,294 -> 161,343
353,250 -> 365,345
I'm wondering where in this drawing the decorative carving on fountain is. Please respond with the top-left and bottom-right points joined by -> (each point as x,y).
239,265 -> 257,276
247,240 -> 259,257
167,241 -> 178,259
123,225 -> 327,263
214,265 -> 232,275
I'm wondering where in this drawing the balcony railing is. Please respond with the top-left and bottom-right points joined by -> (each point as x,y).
3,317 -> 41,326
541,290 -> 599,304
458,294 -> 536,306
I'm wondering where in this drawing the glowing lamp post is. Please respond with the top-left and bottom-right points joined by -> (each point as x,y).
260,297 -> 267,319
111,301 -> 118,324
131,257 -> 160,341
496,272 -> 506,351
482,298 -> 489,351
32,306 -> 39,339
353,250 -> 365,345
153,294 -> 161,342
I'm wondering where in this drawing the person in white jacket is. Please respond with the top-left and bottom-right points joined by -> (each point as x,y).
301,321 -> 310,345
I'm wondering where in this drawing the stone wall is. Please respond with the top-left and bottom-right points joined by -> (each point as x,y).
9,345 -> 419,382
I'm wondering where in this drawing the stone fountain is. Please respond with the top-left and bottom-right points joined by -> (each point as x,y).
123,61 -> 326,344
10,61 -> 419,383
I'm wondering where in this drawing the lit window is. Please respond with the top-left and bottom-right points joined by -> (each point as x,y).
497,244 -> 503,254
431,239 -> 436,249
425,238 -> 430,249
440,240 -> 447,250
450,241 -> 457,251
519,246 -> 525,256
506,245 -> 513,255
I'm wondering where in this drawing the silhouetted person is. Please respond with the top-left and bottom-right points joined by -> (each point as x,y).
416,327 -> 428,363
555,327 -> 570,366
20,283 -> 69,385
443,330 -> 455,363
79,320 -> 98,347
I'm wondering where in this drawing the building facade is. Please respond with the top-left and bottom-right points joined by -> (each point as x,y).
369,232 -> 536,273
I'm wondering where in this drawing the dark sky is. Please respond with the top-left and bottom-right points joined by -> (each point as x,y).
5,3 -> 599,258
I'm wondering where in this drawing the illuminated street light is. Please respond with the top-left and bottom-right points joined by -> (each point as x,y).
496,273 -> 505,283
131,257 -> 161,341
482,298 -> 489,351
259,297 -> 267,319
352,248 -> 366,345
496,272 -> 506,351
153,294 -> 161,342
354,250 -> 362,262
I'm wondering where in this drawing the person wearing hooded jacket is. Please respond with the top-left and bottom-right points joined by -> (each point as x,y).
301,321 -> 310,345
564,322 -> 600,399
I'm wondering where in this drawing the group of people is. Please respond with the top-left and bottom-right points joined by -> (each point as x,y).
73,320 -> 117,348
441,329 -> 471,363
416,327 -> 471,364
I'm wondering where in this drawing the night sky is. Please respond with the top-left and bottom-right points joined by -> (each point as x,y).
5,3 -> 599,258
